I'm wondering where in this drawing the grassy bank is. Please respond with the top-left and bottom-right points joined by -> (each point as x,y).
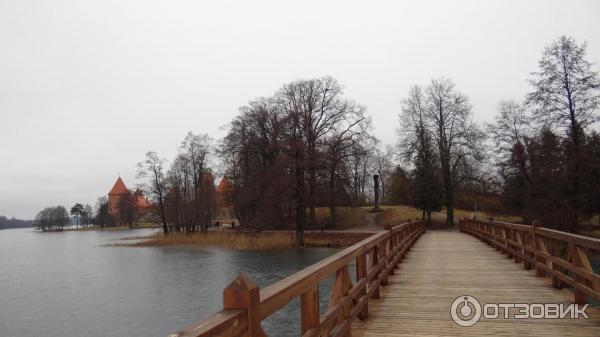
117,230 -> 371,250
315,205 -> 521,229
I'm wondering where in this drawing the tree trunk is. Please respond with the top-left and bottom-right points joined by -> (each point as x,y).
446,194 -> 454,226
426,211 -> 432,226
328,168 -> 336,228
158,197 -> 169,235
309,169 -> 317,227
295,156 -> 306,246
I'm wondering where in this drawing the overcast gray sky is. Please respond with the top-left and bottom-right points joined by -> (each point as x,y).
1,0 -> 599,219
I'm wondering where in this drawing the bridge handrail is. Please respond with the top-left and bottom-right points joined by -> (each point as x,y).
459,218 -> 600,305
169,220 -> 426,337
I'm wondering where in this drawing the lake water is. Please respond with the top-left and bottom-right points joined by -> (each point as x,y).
0,228 -> 339,337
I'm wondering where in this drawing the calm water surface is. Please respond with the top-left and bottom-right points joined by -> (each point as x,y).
0,228 -> 339,337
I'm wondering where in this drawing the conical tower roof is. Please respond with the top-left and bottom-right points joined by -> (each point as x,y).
217,176 -> 233,193
109,177 -> 129,195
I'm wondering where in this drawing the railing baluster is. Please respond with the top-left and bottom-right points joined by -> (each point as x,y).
550,238 -> 562,289
356,253 -> 368,319
514,230 -> 523,264
460,218 -> 600,306
381,239 -> 389,286
370,245 -> 380,299
300,284 -> 319,335
523,231 -> 532,270
506,227 -> 513,259
327,266 -> 352,337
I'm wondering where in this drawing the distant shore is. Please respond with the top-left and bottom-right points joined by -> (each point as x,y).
65,223 -> 160,232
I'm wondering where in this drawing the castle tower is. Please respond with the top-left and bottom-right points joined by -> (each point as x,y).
216,176 -> 234,208
108,177 -> 129,215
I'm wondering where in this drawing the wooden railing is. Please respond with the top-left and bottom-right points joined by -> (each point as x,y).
169,220 -> 425,337
459,218 -> 600,304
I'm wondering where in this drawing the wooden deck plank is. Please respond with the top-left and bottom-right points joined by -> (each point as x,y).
352,230 -> 600,337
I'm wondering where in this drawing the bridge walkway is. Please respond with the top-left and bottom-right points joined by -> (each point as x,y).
352,230 -> 600,337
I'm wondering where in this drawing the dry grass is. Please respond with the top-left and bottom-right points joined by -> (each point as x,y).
374,206 -> 422,226
116,230 -> 368,250
314,205 -> 522,229
126,231 -> 295,250
451,208 -> 522,223
314,207 -> 369,229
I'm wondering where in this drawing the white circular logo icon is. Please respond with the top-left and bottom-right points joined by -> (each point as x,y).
451,295 -> 482,326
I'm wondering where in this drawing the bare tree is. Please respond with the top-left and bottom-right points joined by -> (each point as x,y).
137,152 -> 169,235
398,85 -> 443,224
94,196 -> 112,228
35,206 -> 70,231
179,132 -> 215,232
220,76 -> 372,245
81,204 -> 93,228
488,100 -> 531,155
425,78 -> 483,226
323,112 -> 372,227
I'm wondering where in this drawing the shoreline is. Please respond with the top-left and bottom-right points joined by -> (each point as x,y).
113,230 -> 372,250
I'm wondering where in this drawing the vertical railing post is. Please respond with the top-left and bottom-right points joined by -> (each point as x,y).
523,231 -> 532,270
301,284 -> 319,334
327,266 -> 352,337
506,227 -> 513,259
356,253 -> 368,319
570,244 -> 599,305
380,239 -> 389,286
550,238 -> 562,289
513,230 -> 521,264
387,226 -> 396,275
223,274 -> 266,337
532,222 -> 547,277
370,245 -> 380,299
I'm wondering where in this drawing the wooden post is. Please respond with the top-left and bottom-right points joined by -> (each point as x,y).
356,253 -> 368,319
506,227 -> 513,259
514,230 -> 523,264
501,227 -> 508,255
387,228 -> 397,275
532,222 -> 545,277
370,246 -> 380,299
534,236 -> 548,277
301,284 -> 319,334
550,239 -> 562,289
223,274 -> 266,337
328,266 -> 352,337
381,239 -> 389,286
571,244 -> 597,305
522,232 -> 532,270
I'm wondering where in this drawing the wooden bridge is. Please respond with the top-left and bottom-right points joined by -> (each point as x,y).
169,219 -> 600,337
